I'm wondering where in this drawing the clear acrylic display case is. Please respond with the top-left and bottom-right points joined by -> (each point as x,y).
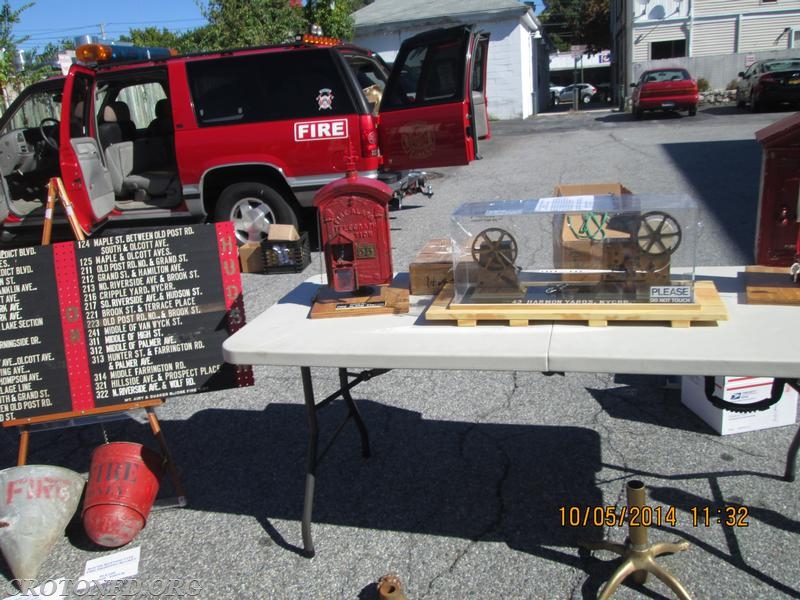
450,194 -> 701,305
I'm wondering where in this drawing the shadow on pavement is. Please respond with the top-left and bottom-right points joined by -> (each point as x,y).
661,139 -> 761,262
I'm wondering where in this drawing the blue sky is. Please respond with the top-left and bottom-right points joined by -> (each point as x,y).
11,0 -> 207,52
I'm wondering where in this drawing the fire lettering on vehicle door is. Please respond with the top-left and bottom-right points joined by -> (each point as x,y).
294,119 -> 348,141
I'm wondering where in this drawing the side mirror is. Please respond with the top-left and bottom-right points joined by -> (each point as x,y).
630,82 -> 638,88
738,71 -> 745,78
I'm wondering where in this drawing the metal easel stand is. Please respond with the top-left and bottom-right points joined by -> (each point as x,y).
300,366 -> 390,558
12,399 -> 188,508
581,480 -> 692,600
41,177 -> 86,244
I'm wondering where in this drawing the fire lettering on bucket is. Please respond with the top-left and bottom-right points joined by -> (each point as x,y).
5,477 -> 74,504
91,460 -> 140,485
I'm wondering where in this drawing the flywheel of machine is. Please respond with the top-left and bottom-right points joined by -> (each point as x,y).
471,227 -> 519,272
634,211 -> 682,256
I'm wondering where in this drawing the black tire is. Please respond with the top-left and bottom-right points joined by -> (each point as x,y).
215,182 -> 298,245
688,106 -> 697,116
749,92 -> 762,113
634,106 -> 643,119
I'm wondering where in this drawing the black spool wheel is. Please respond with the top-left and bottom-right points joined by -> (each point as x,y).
471,228 -> 518,271
635,211 -> 682,256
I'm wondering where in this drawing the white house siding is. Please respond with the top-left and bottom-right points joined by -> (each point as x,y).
694,0 -> 800,17
692,19 -> 737,56
631,0 -> 800,58
635,0 -> 689,22
355,19 -> 532,120
633,23 -> 686,61
740,13 -> 800,51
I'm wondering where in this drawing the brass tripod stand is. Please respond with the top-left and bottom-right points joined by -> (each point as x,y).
582,480 -> 692,600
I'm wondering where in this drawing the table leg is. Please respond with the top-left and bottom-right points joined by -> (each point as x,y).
339,368 -> 371,458
301,366 -> 319,558
298,366 -> 388,557
783,380 -> 800,483
785,425 -> 800,482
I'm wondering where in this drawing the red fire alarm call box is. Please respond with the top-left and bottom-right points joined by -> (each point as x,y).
314,172 -> 394,293
755,112 -> 800,266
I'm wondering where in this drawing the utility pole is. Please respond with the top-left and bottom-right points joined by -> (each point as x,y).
625,0 -> 633,111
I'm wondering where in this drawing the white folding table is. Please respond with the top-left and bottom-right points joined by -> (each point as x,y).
222,266 -> 800,557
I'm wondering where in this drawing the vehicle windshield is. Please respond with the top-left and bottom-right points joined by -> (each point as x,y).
2,90 -> 62,134
764,60 -> 800,72
643,70 -> 689,83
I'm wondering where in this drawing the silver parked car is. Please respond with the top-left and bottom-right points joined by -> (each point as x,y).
557,83 -> 598,105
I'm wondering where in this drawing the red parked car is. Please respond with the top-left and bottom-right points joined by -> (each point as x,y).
630,68 -> 699,119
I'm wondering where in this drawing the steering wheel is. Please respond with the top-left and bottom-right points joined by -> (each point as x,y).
39,118 -> 60,150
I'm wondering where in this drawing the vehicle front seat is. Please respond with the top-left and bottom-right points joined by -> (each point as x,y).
105,143 -> 178,202
112,101 -> 137,141
103,107 -> 179,206
98,104 -> 123,149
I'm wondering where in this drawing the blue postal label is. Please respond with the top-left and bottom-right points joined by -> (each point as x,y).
649,285 -> 693,303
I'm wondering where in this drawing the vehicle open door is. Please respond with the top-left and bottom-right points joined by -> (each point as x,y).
471,33 -> 490,140
59,65 -> 115,233
378,26 -> 489,171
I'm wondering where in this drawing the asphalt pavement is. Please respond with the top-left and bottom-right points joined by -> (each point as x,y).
1,104 -> 799,600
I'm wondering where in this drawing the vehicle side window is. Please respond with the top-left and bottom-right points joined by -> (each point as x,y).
114,82 -> 168,129
186,49 -> 355,126
382,37 -> 466,109
70,73 -> 93,138
1,91 -> 61,134
344,54 -> 388,115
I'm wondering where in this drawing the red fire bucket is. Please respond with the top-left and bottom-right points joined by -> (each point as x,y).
82,442 -> 164,548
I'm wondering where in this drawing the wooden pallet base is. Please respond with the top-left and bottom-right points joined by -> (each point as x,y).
425,280 -> 727,327
310,285 -> 410,319
745,265 -> 800,305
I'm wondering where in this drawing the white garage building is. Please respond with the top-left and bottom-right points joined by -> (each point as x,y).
353,0 -> 550,119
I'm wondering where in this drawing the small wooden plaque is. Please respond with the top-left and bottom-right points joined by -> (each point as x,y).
310,285 -> 410,319
745,265 -> 800,305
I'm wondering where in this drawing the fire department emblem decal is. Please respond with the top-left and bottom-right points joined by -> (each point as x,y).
317,88 -> 334,110
400,122 -> 436,159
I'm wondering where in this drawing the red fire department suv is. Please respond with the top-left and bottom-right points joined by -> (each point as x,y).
0,27 -> 489,245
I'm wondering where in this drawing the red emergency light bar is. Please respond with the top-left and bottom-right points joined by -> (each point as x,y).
76,43 -> 176,64
295,33 -> 341,47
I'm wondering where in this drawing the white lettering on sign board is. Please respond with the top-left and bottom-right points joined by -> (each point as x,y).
649,285 -> 693,303
294,119 -> 349,141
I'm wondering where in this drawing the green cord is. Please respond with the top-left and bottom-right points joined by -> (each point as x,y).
566,212 -> 609,240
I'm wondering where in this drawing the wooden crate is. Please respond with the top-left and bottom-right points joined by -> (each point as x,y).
745,265 -> 800,305
409,238 -> 453,295
425,280 -> 727,328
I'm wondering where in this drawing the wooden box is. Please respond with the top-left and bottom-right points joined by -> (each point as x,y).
409,239 -> 453,295
553,183 -> 633,281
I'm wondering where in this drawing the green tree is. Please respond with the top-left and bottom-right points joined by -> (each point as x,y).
0,1 -> 33,107
540,0 -> 610,54
120,28 -> 185,51
304,0 -> 355,40
199,0 -> 305,49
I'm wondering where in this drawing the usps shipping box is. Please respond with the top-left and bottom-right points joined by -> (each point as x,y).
681,375 -> 798,435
